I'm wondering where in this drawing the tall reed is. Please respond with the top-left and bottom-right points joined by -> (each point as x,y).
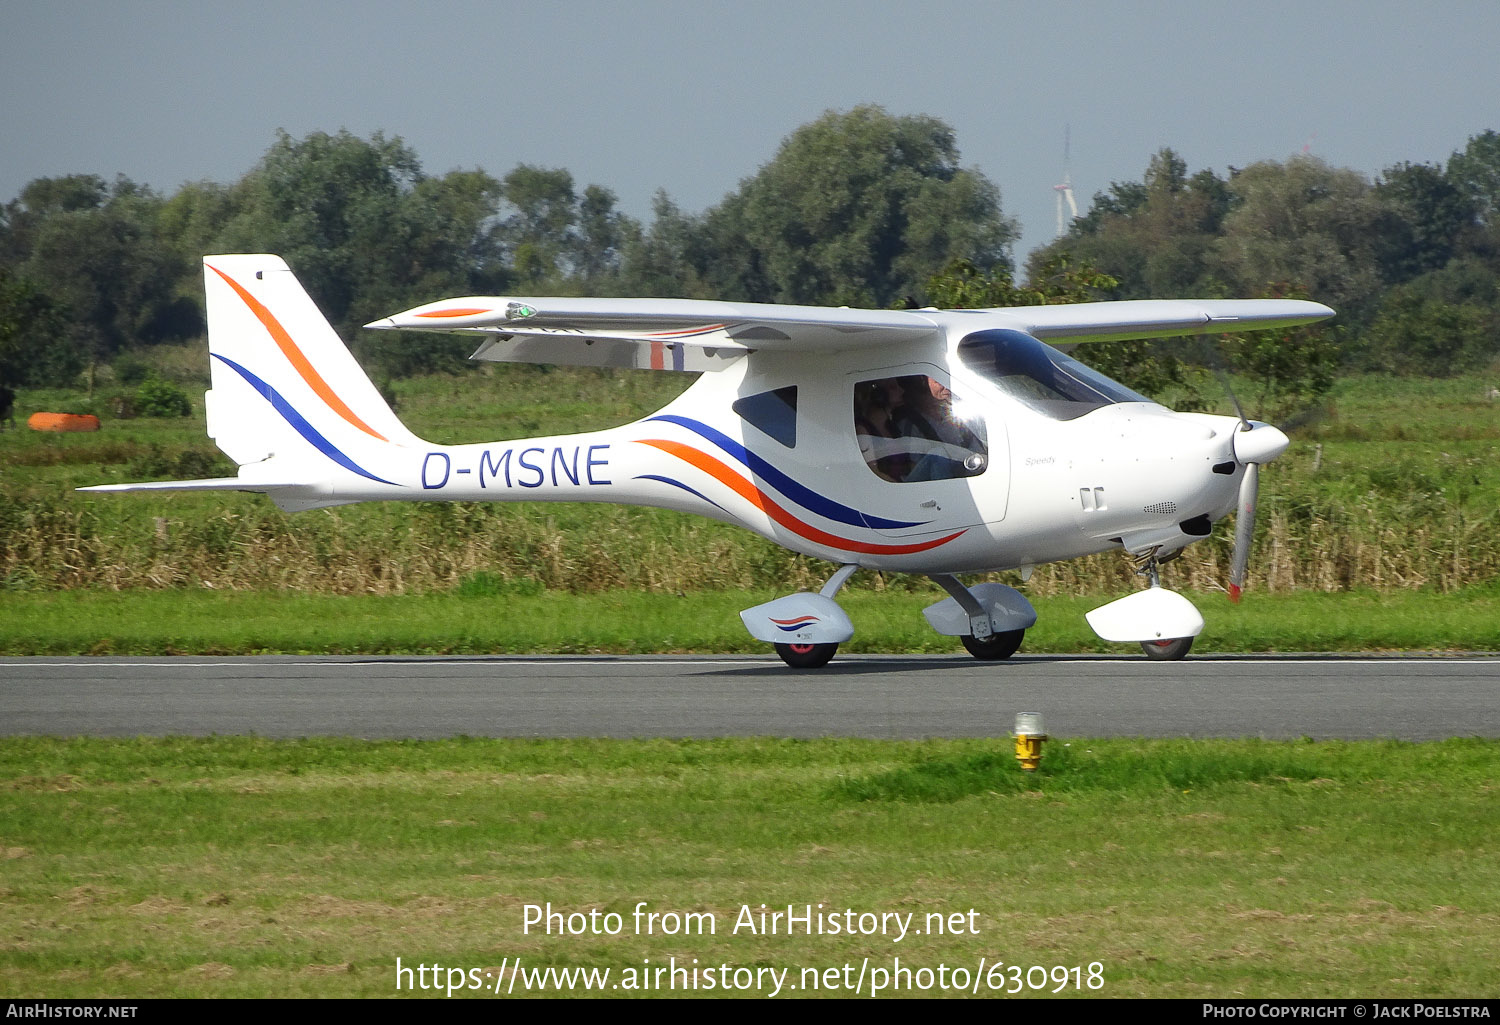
5,486 -> 1498,596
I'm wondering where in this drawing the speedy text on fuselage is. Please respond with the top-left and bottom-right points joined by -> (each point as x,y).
421,444 -> 611,490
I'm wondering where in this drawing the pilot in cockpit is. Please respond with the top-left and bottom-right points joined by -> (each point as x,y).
894,375 -> 985,481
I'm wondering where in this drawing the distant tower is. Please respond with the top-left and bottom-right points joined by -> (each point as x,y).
1054,125 -> 1079,238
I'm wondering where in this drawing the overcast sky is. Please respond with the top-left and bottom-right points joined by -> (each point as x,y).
4,0 -> 1498,268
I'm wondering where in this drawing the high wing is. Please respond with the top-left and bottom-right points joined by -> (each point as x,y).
365,295 -> 1335,372
366,297 -> 943,372
984,298 -> 1336,343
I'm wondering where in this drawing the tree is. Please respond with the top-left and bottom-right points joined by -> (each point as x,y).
0,268 -> 76,389
617,191 -> 710,298
0,174 -> 110,265
924,253 -> 1115,308
1373,161 -> 1475,283
695,106 -> 1017,306
1030,149 -> 1231,300
497,165 -> 578,288
6,176 -> 195,363
216,130 -> 425,335
214,130 -> 520,373
1447,130 -> 1500,229
572,184 -> 631,290
404,168 -> 509,295
1214,155 -> 1388,321
490,167 -> 639,292
1216,284 -> 1339,419
1360,261 -> 1500,375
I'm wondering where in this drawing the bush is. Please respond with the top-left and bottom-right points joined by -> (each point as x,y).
135,374 -> 192,417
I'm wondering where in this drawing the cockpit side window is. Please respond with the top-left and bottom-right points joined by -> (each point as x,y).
853,374 -> 987,483
732,386 -> 798,447
958,329 -> 1153,420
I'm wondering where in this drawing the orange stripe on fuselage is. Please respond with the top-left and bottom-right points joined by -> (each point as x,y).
206,263 -> 388,442
414,307 -> 492,318
636,439 -> 965,556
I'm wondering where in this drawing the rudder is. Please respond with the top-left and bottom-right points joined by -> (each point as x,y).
202,254 -> 421,467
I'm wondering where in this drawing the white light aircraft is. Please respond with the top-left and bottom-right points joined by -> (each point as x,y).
84,255 -> 1333,667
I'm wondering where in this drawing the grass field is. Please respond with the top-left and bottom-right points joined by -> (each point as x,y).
1,585 -> 1497,655
2,735 -> 1497,998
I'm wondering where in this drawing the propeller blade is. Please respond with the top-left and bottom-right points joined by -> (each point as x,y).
1221,374 -> 1251,432
1228,462 -> 1259,603
1278,400 -> 1329,434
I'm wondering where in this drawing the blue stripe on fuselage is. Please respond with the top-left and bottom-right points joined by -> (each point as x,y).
646,414 -> 924,530
634,473 -> 726,512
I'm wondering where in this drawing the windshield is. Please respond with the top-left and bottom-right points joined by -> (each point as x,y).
957,329 -> 1154,420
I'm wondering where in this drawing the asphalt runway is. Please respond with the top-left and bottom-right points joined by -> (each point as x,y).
2,654 -> 1498,740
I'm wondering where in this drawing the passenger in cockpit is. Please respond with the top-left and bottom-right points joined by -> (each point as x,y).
854,379 -> 910,482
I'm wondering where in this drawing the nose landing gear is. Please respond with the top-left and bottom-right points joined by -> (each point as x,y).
1140,636 -> 1195,661
1084,548 -> 1204,661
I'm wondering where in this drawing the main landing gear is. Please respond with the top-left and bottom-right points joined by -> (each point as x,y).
959,629 -> 1025,660
773,642 -> 839,669
925,574 -> 1036,661
746,550 -> 1207,668
741,565 -> 1039,668
741,565 -> 858,670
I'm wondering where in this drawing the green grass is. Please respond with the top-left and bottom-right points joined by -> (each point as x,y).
1,585 -> 1497,655
2,735 -> 1497,997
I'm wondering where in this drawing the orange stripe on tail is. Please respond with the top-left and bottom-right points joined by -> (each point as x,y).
206,263 -> 388,442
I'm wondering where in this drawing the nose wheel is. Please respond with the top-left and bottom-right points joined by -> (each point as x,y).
774,642 -> 839,669
1085,548 -> 1205,660
1140,636 -> 1194,661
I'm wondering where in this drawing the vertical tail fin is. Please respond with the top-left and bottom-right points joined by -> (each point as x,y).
81,255 -> 421,510
202,254 -> 422,466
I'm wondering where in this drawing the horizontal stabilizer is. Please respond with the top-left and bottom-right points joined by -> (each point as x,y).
77,476 -> 358,512
79,477 -> 299,494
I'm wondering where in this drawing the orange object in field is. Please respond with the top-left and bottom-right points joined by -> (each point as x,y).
28,412 -> 100,432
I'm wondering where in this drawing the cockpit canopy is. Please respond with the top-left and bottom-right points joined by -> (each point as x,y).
957,329 -> 1155,421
